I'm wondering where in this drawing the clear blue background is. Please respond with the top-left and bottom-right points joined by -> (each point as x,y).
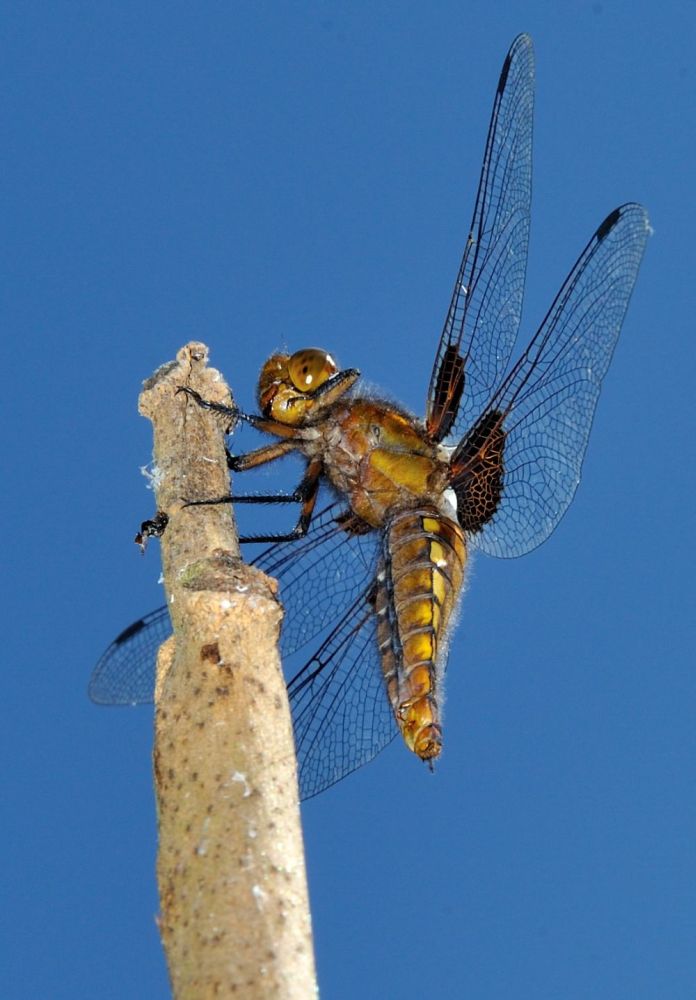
3,3 -> 694,998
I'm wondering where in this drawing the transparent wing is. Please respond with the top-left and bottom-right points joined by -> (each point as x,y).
286,588 -> 397,800
426,33 -> 534,442
88,606 -> 171,705
88,494 -> 393,799
257,501 -> 394,798
463,203 -> 650,558
88,497 -> 371,704
254,498 -> 380,658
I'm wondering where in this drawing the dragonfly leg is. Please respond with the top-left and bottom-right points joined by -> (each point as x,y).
238,458 -> 321,543
183,458 -> 323,544
176,385 -> 240,425
179,386 -> 302,440
226,438 -> 299,472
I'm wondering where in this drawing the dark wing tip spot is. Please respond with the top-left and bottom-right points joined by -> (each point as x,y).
596,207 -> 623,242
499,34 -> 533,94
115,618 -> 148,645
498,52 -> 512,93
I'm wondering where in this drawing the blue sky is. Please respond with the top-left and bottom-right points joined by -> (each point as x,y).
3,3 -> 695,998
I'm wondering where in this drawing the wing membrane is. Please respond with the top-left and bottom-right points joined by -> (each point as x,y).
426,33 -> 534,441
287,588 -> 396,800
88,492 -> 389,799
88,606 -> 171,705
89,496 -> 377,705
468,203 -> 650,557
254,497 -> 379,657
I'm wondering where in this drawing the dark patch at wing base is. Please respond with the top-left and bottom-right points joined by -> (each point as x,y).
450,410 -> 505,533
426,345 -> 465,442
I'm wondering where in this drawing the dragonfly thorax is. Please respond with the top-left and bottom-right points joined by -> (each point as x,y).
313,398 -> 453,529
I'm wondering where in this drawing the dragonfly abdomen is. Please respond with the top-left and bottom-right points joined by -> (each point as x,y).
376,507 -> 467,762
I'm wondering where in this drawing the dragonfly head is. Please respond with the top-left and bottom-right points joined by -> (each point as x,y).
258,348 -> 359,425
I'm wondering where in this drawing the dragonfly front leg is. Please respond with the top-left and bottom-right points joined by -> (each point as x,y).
180,385 -> 324,542
179,386 -> 301,439
176,385 -> 241,428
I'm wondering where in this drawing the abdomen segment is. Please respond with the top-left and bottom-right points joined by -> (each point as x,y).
375,507 -> 467,762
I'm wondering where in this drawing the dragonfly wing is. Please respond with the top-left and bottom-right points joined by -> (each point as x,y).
256,494 -> 394,797
254,495 -> 380,658
287,587 -> 397,800
88,605 -> 170,705
88,493 -> 390,799
426,33 -> 534,441
88,495 -> 376,704
465,203 -> 650,558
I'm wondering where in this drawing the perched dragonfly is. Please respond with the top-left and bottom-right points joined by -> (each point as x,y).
90,35 -> 649,800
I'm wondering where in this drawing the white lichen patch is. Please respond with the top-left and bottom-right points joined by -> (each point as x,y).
231,771 -> 251,797
251,884 -> 266,909
140,463 -> 164,490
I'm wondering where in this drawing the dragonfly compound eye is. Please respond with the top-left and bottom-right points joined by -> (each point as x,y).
287,349 -> 338,393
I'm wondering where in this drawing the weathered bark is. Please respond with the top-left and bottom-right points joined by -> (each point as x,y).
139,342 -> 316,999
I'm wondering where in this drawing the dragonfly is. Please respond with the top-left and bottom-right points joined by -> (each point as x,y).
90,34 -> 649,800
